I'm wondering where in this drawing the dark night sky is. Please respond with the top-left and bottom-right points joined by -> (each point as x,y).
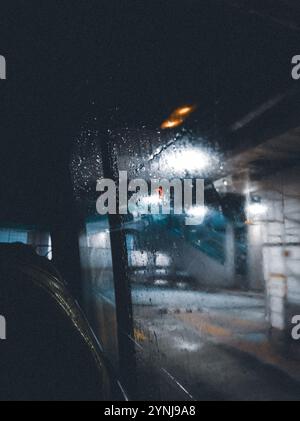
0,0 -> 300,226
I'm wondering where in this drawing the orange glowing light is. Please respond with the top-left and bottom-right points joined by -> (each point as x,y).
161,119 -> 183,129
161,104 -> 197,130
174,105 -> 196,117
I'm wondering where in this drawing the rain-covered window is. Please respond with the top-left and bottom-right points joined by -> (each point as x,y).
70,1 -> 300,402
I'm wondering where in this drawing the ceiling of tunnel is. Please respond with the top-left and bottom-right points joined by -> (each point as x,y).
221,126 -> 300,184
222,0 -> 300,32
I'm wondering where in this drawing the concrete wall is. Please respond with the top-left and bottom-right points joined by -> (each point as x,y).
249,166 -> 300,331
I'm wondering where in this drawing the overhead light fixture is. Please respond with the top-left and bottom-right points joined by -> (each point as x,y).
161,104 -> 197,130
161,119 -> 183,130
174,105 -> 197,117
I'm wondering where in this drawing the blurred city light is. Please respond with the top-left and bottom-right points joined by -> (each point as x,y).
247,202 -> 268,217
166,148 -> 212,174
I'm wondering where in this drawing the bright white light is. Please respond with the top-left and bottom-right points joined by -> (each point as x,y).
176,282 -> 188,289
186,206 -> 208,224
156,253 -> 172,267
154,279 -> 169,287
247,203 -> 268,217
142,195 -> 162,206
135,194 -> 163,215
166,148 -> 213,174
131,251 -> 149,267
176,340 -> 201,352
47,235 -> 53,260
88,231 -> 111,248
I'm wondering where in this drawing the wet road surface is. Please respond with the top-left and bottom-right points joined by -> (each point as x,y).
131,287 -> 300,401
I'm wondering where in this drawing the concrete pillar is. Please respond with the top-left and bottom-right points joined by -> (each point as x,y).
247,223 -> 264,291
225,223 -> 236,287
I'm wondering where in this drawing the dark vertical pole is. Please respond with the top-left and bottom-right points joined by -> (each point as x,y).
49,138 -> 83,303
50,191 -> 83,302
99,131 -> 136,397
